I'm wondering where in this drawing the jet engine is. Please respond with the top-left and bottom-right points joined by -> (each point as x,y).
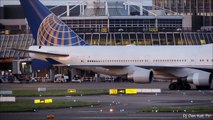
186,72 -> 212,86
127,69 -> 153,83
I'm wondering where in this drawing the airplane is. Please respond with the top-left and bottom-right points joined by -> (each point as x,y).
16,0 -> 212,90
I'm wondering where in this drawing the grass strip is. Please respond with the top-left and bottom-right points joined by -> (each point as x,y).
2,89 -> 108,97
0,100 -> 96,112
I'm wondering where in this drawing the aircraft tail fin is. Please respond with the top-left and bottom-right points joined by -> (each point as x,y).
20,0 -> 89,46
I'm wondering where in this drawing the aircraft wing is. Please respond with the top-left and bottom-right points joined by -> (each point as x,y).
8,48 -> 69,57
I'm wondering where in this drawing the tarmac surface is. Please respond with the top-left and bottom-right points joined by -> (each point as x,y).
0,81 -> 195,90
0,82 -> 213,120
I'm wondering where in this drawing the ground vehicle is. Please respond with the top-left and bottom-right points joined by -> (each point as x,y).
12,59 -> 32,83
54,74 -> 68,83
71,75 -> 82,83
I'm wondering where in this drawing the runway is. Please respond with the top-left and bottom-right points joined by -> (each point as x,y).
0,82 -> 213,120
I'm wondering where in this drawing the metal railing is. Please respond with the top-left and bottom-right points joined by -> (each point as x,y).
0,34 -> 34,58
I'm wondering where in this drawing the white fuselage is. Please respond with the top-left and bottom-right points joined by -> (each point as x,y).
29,44 -> 213,70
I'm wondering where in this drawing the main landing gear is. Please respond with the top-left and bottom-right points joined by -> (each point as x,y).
196,86 -> 210,90
169,80 -> 191,90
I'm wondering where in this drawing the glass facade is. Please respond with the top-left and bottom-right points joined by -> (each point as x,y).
63,19 -> 108,33
63,18 -> 182,33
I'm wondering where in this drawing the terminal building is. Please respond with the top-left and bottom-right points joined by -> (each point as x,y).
0,0 -> 212,81
152,0 -> 213,28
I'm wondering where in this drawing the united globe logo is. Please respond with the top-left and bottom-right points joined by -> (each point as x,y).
37,14 -> 84,46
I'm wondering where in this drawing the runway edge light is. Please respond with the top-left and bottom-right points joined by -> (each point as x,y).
67,89 -> 76,93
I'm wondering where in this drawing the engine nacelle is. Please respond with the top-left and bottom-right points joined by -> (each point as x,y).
127,69 -> 153,83
187,72 -> 212,86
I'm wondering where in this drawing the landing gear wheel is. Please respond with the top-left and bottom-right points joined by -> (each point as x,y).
169,82 -> 178,90
196,86 -> 210,90
182,83 -> 191,90
169,82 -> 191,90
